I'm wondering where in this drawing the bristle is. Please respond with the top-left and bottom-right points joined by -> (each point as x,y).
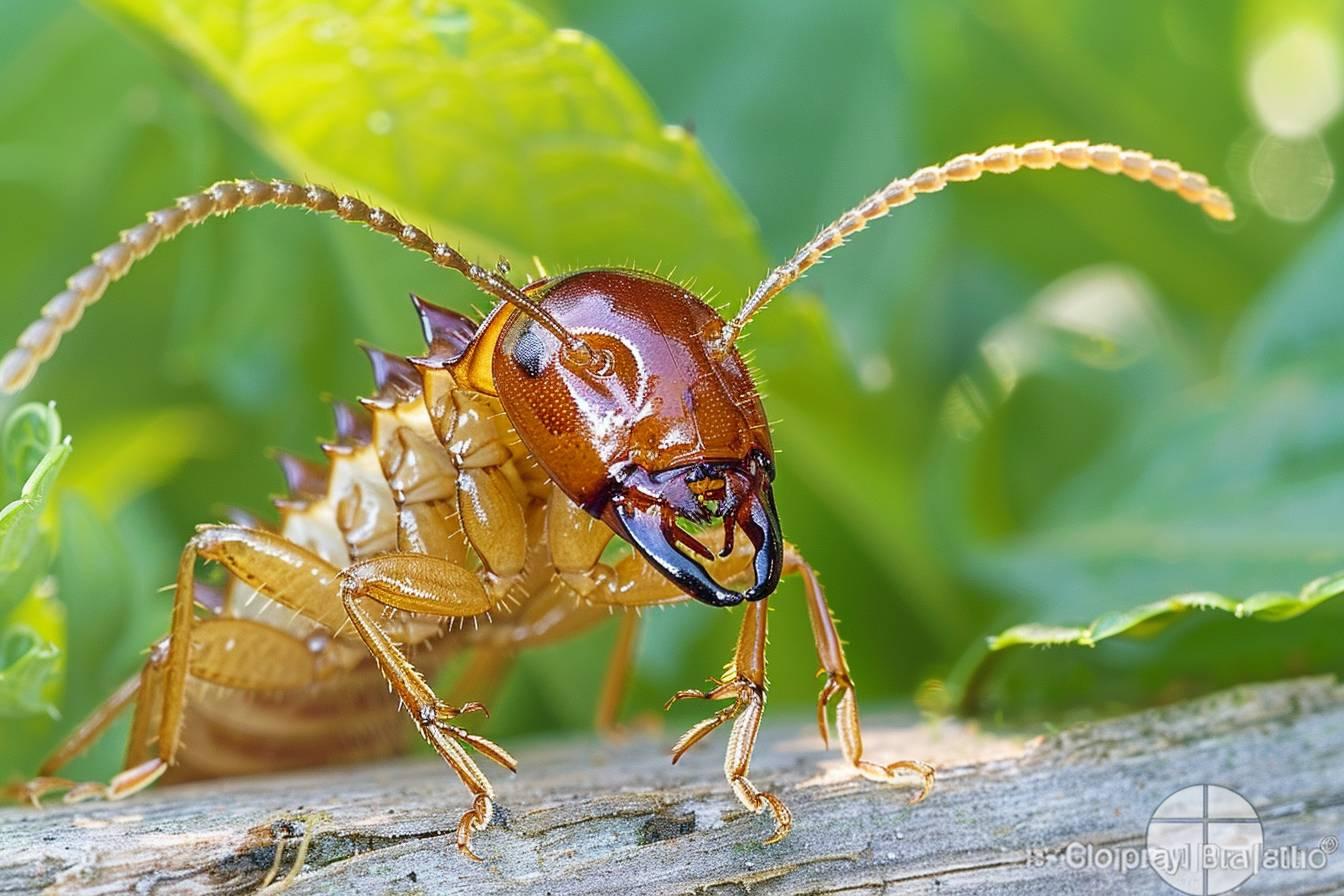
410,293 -> 477,359
359,343 -> 422,402
331,401 -> 372,446
320,441 -> 356,458
274,451 -> 329,499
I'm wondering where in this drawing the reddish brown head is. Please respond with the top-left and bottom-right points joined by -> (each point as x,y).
491,269 -> 781,607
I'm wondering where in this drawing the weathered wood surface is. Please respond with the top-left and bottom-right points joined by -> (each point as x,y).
2,677 -> 1342,895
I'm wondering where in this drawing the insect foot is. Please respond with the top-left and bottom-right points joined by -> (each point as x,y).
424,702 -> 518,777
415,704 -> 517,862
666,675 -> 794,845
429,700 -> 489,722
5,776 -> 76,807
7,758 -> 167,807
822,673 -> 936,802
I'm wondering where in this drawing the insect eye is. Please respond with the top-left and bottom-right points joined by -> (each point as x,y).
510,321 -> 549,378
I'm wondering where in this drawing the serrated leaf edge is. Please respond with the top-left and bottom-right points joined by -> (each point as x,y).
985,571 -> 1344,652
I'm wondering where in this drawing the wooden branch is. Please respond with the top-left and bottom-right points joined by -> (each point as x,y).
3,677 -> 1342,895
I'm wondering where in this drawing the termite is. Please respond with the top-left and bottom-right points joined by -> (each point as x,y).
2,140 -> 1233,858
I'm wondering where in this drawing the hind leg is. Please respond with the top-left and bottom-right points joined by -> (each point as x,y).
10,672 -> 146,805
11,525 -> 355,804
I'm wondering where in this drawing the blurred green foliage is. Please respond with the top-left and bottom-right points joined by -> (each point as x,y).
0,403 -> 70,721
1,0 -> 1342,782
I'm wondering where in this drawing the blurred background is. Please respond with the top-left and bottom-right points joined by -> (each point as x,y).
2,0 -> 1342,782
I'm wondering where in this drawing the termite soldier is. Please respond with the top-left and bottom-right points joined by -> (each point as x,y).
3,140 -> 1233,857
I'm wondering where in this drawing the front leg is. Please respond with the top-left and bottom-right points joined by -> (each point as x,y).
665,599 -> 792,844
787,545 -> 935,801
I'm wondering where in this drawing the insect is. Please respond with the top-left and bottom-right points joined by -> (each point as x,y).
2,140 -> 1233,859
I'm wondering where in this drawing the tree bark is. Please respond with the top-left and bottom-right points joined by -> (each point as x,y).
2,677 -> 1342,895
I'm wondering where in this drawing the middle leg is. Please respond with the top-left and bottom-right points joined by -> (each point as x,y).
594,612 -> 639,734
337,552 -> 516,860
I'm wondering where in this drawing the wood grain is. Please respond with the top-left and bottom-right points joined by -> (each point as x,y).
2,677 -> 1341,895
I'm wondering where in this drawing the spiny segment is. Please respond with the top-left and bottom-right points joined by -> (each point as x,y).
274,452 -> 329,502
267,295 -> 472,534
265,310 -> 427,521
0,179 -> 584,394
359,344 -> 422,407
331,401 -> 372,447
722,139 -> 1236,348
412,293 -> 478,363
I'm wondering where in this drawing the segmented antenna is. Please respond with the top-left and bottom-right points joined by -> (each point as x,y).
719,139 -> 1236,352
0,179 -> 593,393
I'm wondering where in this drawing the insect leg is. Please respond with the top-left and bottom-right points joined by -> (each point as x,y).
450,392 -> 531,603
146,526 -> 352,778
37,672 -> 141,777
337,552 -> 514,861
665,599 -> 792,844
56,532 -> 221,802
547,483 -> 615,601
546,487 -> 645,730
542,520 -> 751,732
95,619 -> 318,799
10,526 -> 362,805
784,544 -> 934,802
20,538 -> 208,803
594,611 -> 639,734
4,672 -> 144,805
122,647 -> 168,769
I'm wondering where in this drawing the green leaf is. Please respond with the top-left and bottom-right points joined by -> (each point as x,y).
0,403 -> 70,585
0,438 -> 70,578
986,572 -> 1344,651
0,402 -> 70,722
0,590 -> 64,720
94,0 -> 764,292
2,401 -> 61,503
948,570 -> 1344,718
935,206 -> 1344,716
